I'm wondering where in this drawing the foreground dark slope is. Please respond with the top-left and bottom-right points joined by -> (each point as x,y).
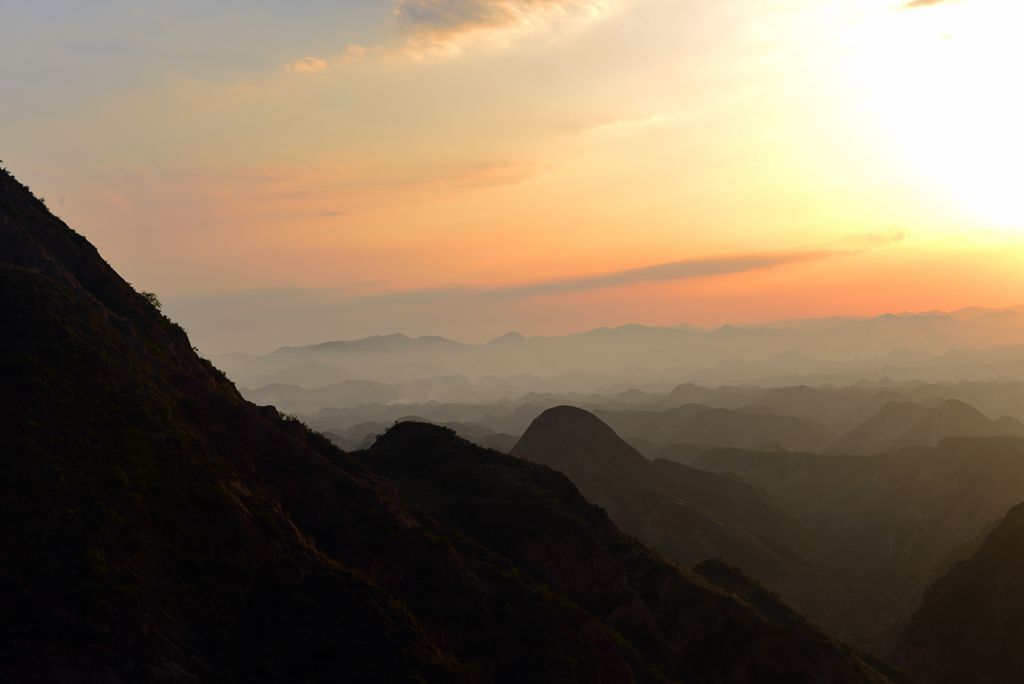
0,167 -> 894,682
0,168 -> 653,682
897,502 -> 1024,684
365,423 -> 893,683
0,170 -> 459,681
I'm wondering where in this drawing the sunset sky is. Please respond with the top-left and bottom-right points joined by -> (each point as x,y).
3,0 -> 1023,353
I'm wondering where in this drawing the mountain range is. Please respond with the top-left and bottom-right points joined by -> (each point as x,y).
0,165 -> 903,681
8,159 -> 1024,682
216,311 -> 1024,393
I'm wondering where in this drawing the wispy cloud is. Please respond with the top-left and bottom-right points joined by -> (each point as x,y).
494,250 -> 834,297
280,1 -> 617,72
285,57 -> 328,73
905,0 -> 953,8
395,0 -> 618,58
394,234 -> 904,300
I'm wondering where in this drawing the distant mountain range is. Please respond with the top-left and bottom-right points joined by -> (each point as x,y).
298,381 -> 1024,463
216,309 -> 1024,393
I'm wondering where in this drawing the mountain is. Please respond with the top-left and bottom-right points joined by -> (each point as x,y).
829,399 -> 1024,455
367,422 -> 892,683
0,165 -> 895,681
683,437 -> 1024,650
511,406 -> 865,640
0,168 -> 455,681
214,307 -> 1024,391
897,502 -> 1024,684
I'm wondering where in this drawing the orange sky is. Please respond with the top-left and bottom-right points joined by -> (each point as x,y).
3,0 -> 1022,352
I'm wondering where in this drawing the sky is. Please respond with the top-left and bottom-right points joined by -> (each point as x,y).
2,0 -> 1023,353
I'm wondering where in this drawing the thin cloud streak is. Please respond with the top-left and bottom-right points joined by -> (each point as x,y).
460,231 -> 906,298
168,235 -> 911,353
498,250 -> 835,297
315,0 -> 619,67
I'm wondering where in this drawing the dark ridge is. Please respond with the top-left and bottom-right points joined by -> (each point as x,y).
365,427 -> 896,683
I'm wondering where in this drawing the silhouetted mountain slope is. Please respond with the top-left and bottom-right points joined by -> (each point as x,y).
367,423 -> 892,683
829,399 -> 1024,454
510,406 -> 872,642
0,166 -> 894,682
0,168 -> 457,682
684,437 -> 1024,651
596,404 -> 835,452
897,502 -> 1024,684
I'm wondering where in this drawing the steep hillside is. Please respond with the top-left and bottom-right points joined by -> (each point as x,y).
0,168 -> 455,681
897,502 -> 1024,684
0,165 -> 896,682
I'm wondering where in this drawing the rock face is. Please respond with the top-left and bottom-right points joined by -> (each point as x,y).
0,165 -> 897,683
897,502 -> 1024,684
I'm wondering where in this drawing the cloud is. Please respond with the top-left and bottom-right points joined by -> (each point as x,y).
285,57 -> 328,73
279,1 -> 616,73
905,0 -> 950,7
492,250 -> 835,297
390,0 -> 618,60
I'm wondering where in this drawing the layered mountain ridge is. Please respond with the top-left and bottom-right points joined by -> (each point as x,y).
0,165 -> 897,681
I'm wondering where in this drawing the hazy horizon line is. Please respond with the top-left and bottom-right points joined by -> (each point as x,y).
221,302 -> 1024,357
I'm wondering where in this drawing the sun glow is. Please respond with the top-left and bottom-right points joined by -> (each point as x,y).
844,0 -> 1024,230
